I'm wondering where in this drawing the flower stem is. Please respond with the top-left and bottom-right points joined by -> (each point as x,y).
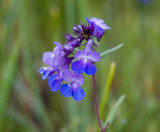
92,74 -> 103,130
92,74 -> 110,132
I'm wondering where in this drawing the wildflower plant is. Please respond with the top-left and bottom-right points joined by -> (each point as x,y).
39,17 -> 125,131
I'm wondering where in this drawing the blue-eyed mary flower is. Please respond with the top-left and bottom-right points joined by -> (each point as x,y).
71,39 -> 100,75
39,42 -> 65,80
60,70 -> 85,101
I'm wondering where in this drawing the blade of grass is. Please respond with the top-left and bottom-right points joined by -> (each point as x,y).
0,42 -> 20,129
99,62 -> 116,119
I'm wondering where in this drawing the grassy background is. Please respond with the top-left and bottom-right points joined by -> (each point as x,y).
0,0 -> 160,131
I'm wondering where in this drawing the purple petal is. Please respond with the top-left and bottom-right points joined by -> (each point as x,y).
64,45 -> 74,53
88,51 -> 100,62
60,84 -> 72,98
71,60 -> 86,74
84,63 -> 97,75
48,75 -> 61,92
53,46 -> 65,66
43,52 -> 54,66
90,17 -> 104,24
90,17 -> 111,30
62,69 -> 74,82
61,57 -> 74,72
85,39 -> 93,52
75,50 -> 86,59
72,74 -> 84,85
70,39 -> 81,47
66,35 -> 72,41
98,23 -> 111,30
54,41 -> 62,48
72,87 -> 85,101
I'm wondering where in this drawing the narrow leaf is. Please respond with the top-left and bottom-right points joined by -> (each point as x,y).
100,43 -> 124,58
99,62 -> 116,119
104,95 -> 125,127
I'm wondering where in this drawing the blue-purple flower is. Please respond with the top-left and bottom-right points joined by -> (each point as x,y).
39,42 -> 65,80
87,17 -> 111,39
71,39 -> 100,75
60,70 -> 85,101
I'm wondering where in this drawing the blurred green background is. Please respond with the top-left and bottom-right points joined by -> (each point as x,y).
0,0 -> 160,132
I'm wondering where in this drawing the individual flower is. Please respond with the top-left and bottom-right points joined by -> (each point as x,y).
60,70 -> 85,101
86,17 -> 111,39
71,39 -> 100,75
38,42 -> 65,80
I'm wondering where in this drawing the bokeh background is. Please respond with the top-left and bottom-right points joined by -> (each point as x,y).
0,0 -> 160,132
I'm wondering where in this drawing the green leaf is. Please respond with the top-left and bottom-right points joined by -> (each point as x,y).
104,95 -> 125,127
99,62 -> 116,119
100,43 -> 124,58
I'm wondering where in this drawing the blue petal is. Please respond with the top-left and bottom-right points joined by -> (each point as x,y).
42,69 -> 51,80
71,60 -> 85,74
84,63 -> 97,75
72,87 -> 85,101
60,84 -> 72,98
48,75 -> 61,92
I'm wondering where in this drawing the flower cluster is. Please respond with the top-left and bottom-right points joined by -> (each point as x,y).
39,17 -> 111,101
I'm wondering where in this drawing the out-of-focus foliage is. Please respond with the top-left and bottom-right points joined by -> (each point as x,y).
0,0 -> 160,131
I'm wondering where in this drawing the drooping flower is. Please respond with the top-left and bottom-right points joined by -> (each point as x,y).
60,70 -> 85,101
71,39 -> 100,75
